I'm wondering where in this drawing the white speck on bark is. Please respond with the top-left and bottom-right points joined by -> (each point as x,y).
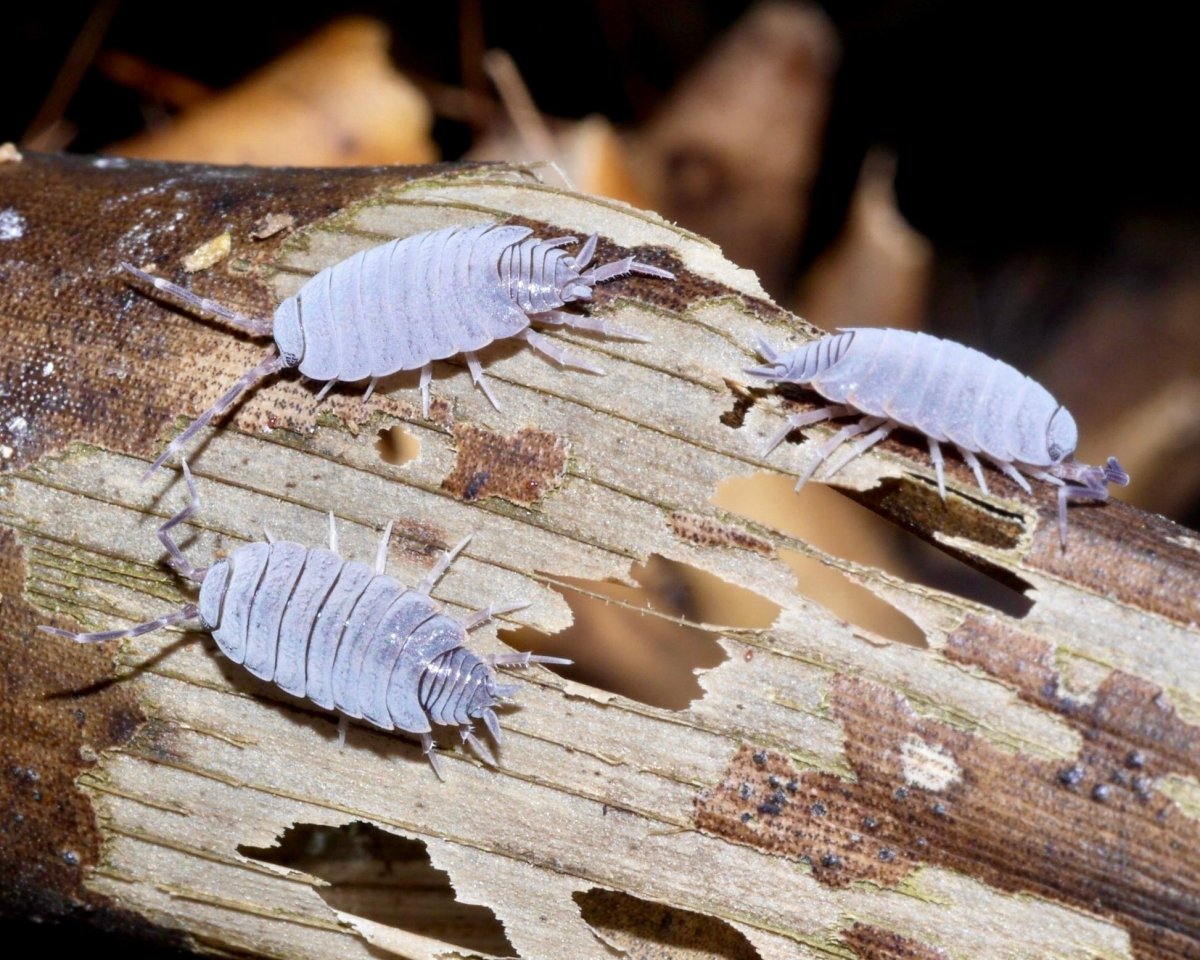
901,735 -> 962,792
0,208 -> 26,240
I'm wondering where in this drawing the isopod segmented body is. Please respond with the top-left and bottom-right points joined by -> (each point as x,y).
746,328 -> 1129,546
128,222 -> 674,478
40,464 -> 568,776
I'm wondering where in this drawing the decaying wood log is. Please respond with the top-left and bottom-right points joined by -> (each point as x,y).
1,152 -> 1197,960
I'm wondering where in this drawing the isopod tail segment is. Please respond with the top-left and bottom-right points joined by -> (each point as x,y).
746,335 -> 1130,549
38,461 -> 571,777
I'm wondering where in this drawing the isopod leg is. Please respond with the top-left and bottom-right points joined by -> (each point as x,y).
375,520 -> 394,574
420,732 -> 445,780
796,417 -> 882,490
1031,470 -> 1110,549
986,456 -> 1033,494
482,708 -> 502,744
755,336 -> 780,364
484,651 -> 573,667
461,599 -> 531,631
419,364 -> 433,418
531,309 -> 650,343
327,511 -> 338,553
1062,479 -> 1118,546
336,715 -> 348,751
363,377 -> 379,402
821,420 -> 896,479
120,263 -> 274,338
521,158 -> 576,191
418,535 -> 471,594
313,380 -> 336,403
958,448 -> 990,494
143,351 -> 287,479
464,352 -> 502,410
761,404 -> 851,457
39,603 -> 200,645
461,726 -> 496,766
927,437 -> 946,499
521,329 -> 605,374
159,462 -> 208,583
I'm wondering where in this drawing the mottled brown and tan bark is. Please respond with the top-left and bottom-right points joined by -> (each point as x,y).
1,152 -> 1196,960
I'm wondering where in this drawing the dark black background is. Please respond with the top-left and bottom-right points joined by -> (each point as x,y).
4,1 -> 1196,266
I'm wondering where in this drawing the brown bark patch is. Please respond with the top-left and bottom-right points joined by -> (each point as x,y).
668,511 -> 774,556
1023,501 -> 1200,627
944,616 -> 1059,701
696,673 -> 1200,958
947,616 -> 1200,788
0,527 -> 184,949
441,423 -> 569,505
385,517 -> 451,562
841,922 -> 950,960
694,744 -> 913,888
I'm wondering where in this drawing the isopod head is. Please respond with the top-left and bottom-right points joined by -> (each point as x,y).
271,298 -> 304,368
1045,406 -> 1078,464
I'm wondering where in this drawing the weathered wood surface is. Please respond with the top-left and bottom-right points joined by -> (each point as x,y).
0,152 -> 1197,960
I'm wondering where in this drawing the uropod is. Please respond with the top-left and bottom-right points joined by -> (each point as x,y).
40,464 -> 569,776
746,328 -> 1129,546
129,222 -> 675,477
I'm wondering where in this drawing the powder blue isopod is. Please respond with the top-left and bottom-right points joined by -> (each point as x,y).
40,463 -> 568,776
746,328 -> 1129,546
129,222 -> 674,478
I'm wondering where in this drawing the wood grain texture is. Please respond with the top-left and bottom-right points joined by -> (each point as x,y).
1,152 -> 1196,959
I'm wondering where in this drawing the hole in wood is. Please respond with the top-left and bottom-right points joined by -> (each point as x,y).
240,822 -> 517,957
501,555 -> 779,710
778,546 -> 927,647
375,424 -> 420,466
715,472 -> 1033,630
574,888 -> 761,960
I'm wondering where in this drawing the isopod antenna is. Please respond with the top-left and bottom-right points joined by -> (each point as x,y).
1047,455 -> 1131,547
120,263 -> 286,481
40,462 -> 207,644
142,350 -> 286,480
